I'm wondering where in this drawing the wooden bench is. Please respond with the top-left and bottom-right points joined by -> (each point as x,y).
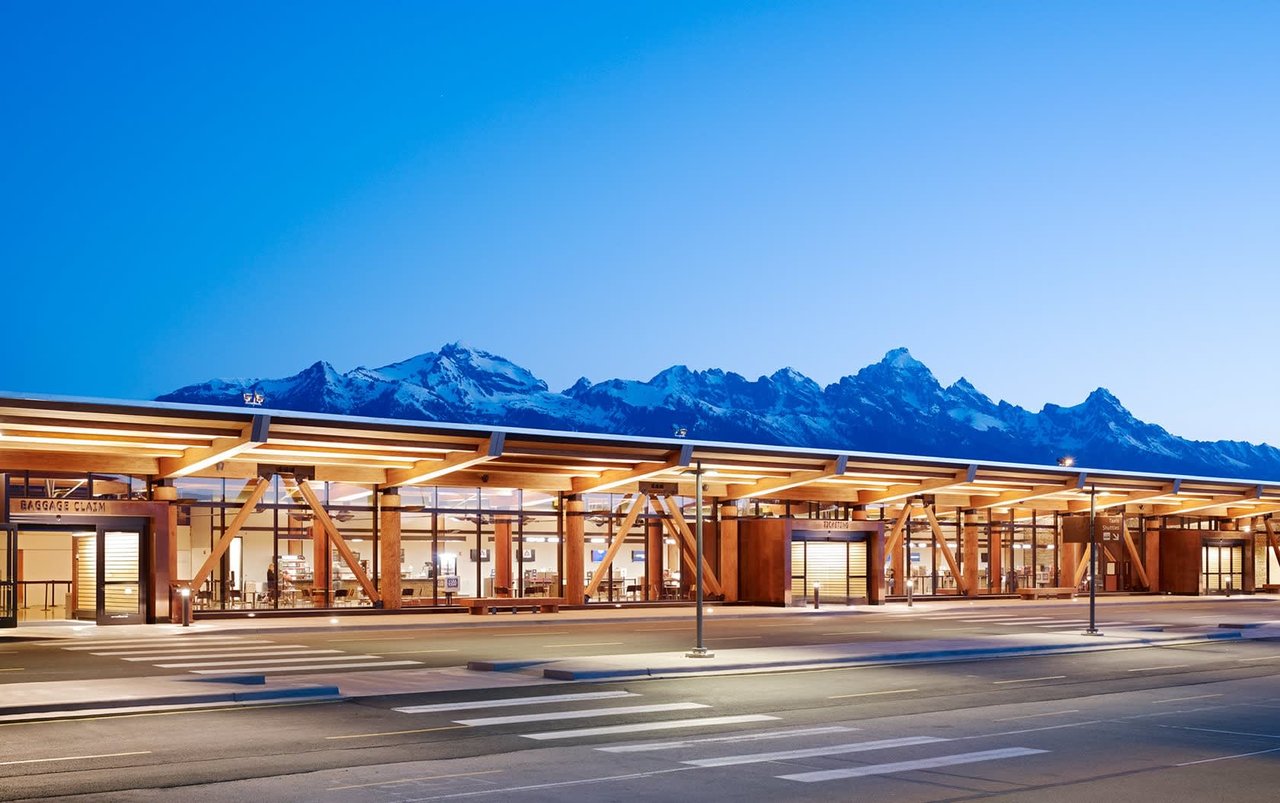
1017,587 -> 1076,600
461,597 -> 564,615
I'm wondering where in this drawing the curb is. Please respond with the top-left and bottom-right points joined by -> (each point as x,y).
0,683 -> 342,720
534,630 -> 1245,681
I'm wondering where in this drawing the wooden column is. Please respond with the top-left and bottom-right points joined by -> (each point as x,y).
891,517 -> 906,596
646,514 -> 664,600
718,502 -> 739,602
154,486 -> 179,623
962,510 -> 980,597
989,511 -> 1003,593
380,492 -> 402,609
312,519 -> 329,608
564,498 -> 585,605
494,515 -> 513,597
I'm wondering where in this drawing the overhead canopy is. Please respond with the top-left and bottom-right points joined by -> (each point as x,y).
2,392 -> 1278,520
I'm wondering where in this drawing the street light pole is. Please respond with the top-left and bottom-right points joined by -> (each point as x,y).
1085,483 -> 1100,636
687,461 -> 713,658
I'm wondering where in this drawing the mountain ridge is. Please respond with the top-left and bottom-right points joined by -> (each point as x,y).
156,343 -> 1280,480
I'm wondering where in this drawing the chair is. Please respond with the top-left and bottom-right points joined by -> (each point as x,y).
333,588 -> 350,606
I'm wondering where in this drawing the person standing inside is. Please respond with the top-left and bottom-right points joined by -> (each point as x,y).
266,561 -> 278,605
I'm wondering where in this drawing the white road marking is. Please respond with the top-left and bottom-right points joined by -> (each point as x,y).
62,638 -> 263,650
94,643 -> 300,656
828,688 -> 918,700
0,750 -> 151,767
394,691 -> 636,714
120,647 -> 325,661
1127,665 -> 1190,672
1152,694 -> 1222,704
598,726 -> 855,753
326,636 -> 415,642
156,653 -> 374,668
190,660 -> 421,674
993,676 -> 1066,685
778,747 -> 1048,782
993,710 -> 1080,722
1160,724 -> 1280,740
522,714 -> 779,740
1239,655 -> 1280,662
1176,746 -> 1280,766
542,642 -> 624,648
683,736 -> 948,767
457,702 -> 707,727
821,630 -> 882,636
707,636 -> 763,641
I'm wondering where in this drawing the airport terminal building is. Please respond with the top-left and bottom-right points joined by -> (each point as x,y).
2,393 -> 1278,627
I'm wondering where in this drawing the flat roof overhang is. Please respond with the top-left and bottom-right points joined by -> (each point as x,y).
2,390 -> 1278,521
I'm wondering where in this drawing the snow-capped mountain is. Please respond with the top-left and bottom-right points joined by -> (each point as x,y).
157,343 -> 1280,480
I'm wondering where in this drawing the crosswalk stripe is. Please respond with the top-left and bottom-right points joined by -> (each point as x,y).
395,691 -> 636,714
457,702 -> 708,727
597,726 -> 856,754
155,653 -> 374,668
100,645 -> 307,657
63,638 -> 262,650
1037,621 -> 1130,628
521,714 -> 780,741
778,747 -> 1048,782
682,736 -> 948,767
189,660 -> 422,674
131,649 -> 343,663
962,617 -> 1059,624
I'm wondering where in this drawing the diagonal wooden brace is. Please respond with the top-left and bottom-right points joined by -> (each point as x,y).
189,476 -> 271,593
584,494 -> 646,599
655,495 -> 724,597
297,479 -> 381,604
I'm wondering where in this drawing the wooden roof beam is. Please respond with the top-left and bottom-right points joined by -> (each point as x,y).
385,433 -> 505,488
1066,480 -> 1182,513
570,444 -> 693,496
722,456 -> 848,501
158,415 -> 270,479
858,465 -> 978,506
970,473 -> 1086,510
1152,485 -> 1264,517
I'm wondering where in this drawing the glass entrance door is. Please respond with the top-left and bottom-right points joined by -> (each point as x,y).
1202,543 -> 1243,595
1,526 -> 16,628
100,528 -> 144,624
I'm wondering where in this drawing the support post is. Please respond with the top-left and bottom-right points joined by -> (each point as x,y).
380,492 -> 402,609
687,462 -> 712,658
718,502 -> 739,602
565,497 -> 585,605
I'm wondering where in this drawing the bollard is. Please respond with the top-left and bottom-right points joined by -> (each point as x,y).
179,587 -> 192,627
812,583 -> 820,610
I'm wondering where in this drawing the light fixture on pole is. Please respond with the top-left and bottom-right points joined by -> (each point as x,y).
905,511 -> 913,608
687,460 -> 713,658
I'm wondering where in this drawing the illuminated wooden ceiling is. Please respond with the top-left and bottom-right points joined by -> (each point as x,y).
2,394 -> 1278,520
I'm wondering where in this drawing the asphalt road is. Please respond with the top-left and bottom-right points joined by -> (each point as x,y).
2,625 -> 1279,800
3,597 -> 1274,683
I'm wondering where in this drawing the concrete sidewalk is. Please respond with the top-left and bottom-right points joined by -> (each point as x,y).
3,596 -> 1276,722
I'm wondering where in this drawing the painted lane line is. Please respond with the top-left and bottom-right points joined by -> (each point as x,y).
993,676 -> 1066,685
543,642 -> 624,648
828,688 -> 918,700
1239,655 -> 1280,662
394,691 -> 637,714
190,660 -> 421,674
1159,725 -> 1280,740
683,736 -> 948,768
633,626 -> 689,632
821,630 -> 883,636
119,648 -> 324,661
1153,694 -> 1223,704
457,702 -> 707,727
1176,746 -> 1280,766
992,710 -> 1080,722
759,622 -> 817,627
376,648 -> 461,655
327,769 -> 503,791
522,714 -> 779,741
325,636 -> 416,642
778,747 -> 1048,782
326,724 -> 467,741
598,726 -> 856,753
156,653 -> 374,668
0,750 -> 151,767
1126,665 -> 1190,672
492,631 -> 572,638
708,636 -> 764,641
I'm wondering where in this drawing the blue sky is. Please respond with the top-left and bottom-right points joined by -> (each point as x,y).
4,1 -> 1278,444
